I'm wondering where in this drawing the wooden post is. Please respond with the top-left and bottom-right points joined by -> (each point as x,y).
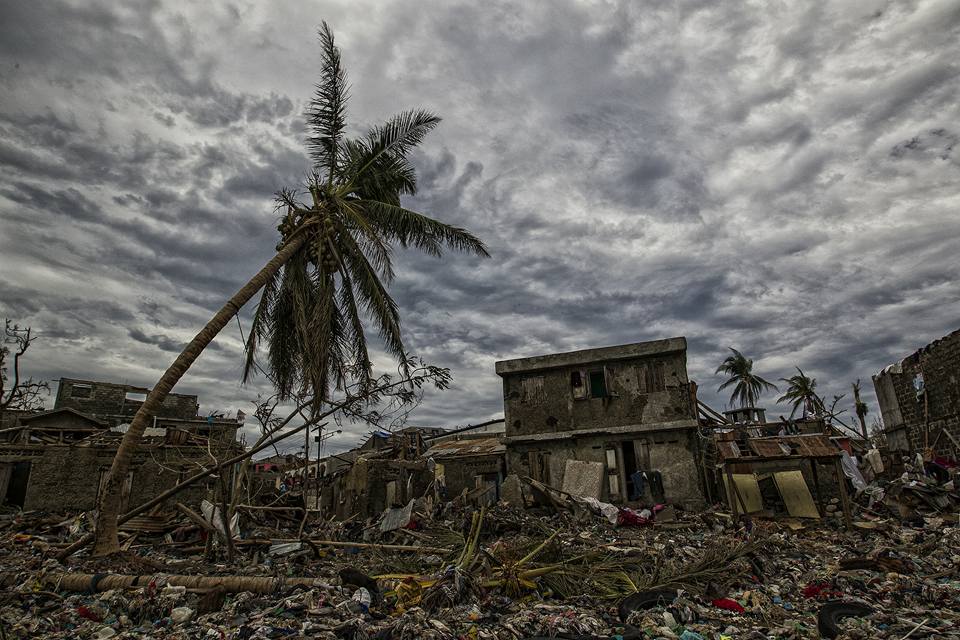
724,465 -> 740,517
809,459 -> 822,515
833,457 -> 853,529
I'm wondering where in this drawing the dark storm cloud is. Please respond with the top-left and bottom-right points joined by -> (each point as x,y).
128,328 -> 185,353
1,0 -> 959,444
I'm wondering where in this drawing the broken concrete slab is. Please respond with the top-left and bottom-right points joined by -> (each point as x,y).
561,459 -> 604,499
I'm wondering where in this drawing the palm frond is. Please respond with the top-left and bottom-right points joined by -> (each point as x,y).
242,23 -> 488,406
359,200 -> 489,257
337,231 -> 406,365
305,21 -> 349,180
242,268 -> 281,383
351,109 -> 441,184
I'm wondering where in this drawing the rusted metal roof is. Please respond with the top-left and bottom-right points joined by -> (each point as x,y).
751,434 -> 839,457
716,434 -> 840,461
424,437 -> 505,458
716,440 -> 742,460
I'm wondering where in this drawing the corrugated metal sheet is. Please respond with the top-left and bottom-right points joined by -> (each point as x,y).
717,441 -> 741,460
424,437 -> 505,458
716,434 -> 839,461
749,434 -> 838,458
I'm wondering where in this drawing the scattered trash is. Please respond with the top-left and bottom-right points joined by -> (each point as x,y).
0,463 -> 958,639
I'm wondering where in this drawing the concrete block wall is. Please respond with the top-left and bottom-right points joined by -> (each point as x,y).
506,430 -> 705,509
55,378 -> 199,425
438,455 -> 503,497
502,352 -> 694,437
3,446 -> 215,512
876,329 -> 960,452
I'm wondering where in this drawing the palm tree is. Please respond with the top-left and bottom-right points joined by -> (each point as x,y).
852,379 -> 869,440
93,23 -> 488,555
715,348 -> 778,408
777,367 -> 825,418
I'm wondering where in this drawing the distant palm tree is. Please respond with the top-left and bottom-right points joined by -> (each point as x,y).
93,23 -> 488,555
777,367 -> 825,418
715,348 -> 778,408
852,379 -> 869,440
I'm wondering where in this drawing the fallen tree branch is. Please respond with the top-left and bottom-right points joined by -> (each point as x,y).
236,539 -> 452,554
20,572 -> 328,594
174,503 -> 216,534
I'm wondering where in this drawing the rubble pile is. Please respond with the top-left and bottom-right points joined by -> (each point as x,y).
1,483 -> 958,640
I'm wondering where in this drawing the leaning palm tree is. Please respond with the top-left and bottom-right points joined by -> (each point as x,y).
777,367 -> 825,419
715,348 -> 778,408
852,379 -> 869,440
93,23 -> 488,555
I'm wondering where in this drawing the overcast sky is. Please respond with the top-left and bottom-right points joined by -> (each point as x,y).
1,0 -> 959,455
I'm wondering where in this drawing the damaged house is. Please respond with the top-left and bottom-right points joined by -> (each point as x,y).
314,427 -> 448,520
873,327 -> 960,458
0,378 -> 242,512
423,419 -> 507,504
496,337 -> 705,508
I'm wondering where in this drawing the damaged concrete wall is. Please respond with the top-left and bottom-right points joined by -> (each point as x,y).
873,328 -> 960,453
500,350 -> 694,436
438,455 -> 503,497
55,378 -> 199,426
496,338 -> 704,509
330,458 -> 432,521
0,445 -> 215,511
506,429 -> 704,509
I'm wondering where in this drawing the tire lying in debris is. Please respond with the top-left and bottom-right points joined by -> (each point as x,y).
618,589 -> 677,621
817,600 -> 876,639
527,633 -> 644,640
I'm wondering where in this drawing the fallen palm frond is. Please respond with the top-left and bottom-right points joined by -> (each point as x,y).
379,514 -> 768,611
625,536 -> 766,595
378,508 -> 488,611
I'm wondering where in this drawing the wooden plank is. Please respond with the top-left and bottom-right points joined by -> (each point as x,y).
773,470 -> 820,519
722,473 -> 764,513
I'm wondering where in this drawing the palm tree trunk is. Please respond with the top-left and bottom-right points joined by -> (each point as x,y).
92,237 -> 305,555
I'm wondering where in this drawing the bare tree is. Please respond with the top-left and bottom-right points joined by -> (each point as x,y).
60,359 -> 452,560
0,320 -> 49,421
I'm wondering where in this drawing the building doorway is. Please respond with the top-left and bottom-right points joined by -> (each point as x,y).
622,443 -> 640,500
1,461 -> 32,507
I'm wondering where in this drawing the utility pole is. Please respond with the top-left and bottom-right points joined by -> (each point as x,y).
303,420 -> 310,488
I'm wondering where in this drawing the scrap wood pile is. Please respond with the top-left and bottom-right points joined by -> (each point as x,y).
1,493 -> 959,638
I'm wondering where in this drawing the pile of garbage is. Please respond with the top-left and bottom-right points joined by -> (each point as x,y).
1,474 -> 959,638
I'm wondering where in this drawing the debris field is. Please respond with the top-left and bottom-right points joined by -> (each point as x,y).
1,472 -> 958,640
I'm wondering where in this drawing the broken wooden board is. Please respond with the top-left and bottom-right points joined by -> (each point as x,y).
560,459 -> 604,499
723,473 -> 764,513
773,470 -> 820,519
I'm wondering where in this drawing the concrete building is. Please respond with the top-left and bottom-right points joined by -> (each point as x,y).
496,337 -> 705,508
424,436 -> 505,503
55,377 -> 200,427
0,378 -> 241,511
873,328 -> 960,456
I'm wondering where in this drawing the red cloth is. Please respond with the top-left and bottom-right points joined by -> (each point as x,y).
711,598 -> 745,613
76,606 -> 102,622
802,582 -> 841,599
616,508 -> 652,527
933,456 -> 958,468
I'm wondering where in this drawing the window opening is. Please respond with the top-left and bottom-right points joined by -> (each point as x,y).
571,371 -> 587,400
71,384 -> 92,399
589,370 -> 607,398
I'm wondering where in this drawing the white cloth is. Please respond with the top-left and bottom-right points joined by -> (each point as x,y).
840,451 -> 868,492
864,449 -> 884,474
576,496 -> 620,524
201,499 -> 240,539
